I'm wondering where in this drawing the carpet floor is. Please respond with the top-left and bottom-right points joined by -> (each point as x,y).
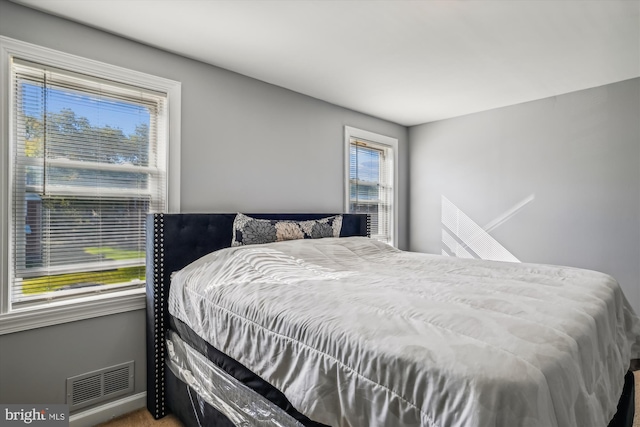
97,371 -> 640,427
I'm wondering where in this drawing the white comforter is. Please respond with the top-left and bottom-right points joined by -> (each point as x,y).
168,236 -> 640,427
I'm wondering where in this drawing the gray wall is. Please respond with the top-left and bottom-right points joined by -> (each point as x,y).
409,78 -> 640,314
0,0 -> 408,408
0,311 -> 146,404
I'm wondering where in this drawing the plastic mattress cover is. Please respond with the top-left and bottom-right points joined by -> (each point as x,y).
169,236 -> 640,427
167,330 -> 304,427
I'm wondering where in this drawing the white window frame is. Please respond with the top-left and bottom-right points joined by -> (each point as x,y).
344,126 -> 398,247
0,36 -> 181,334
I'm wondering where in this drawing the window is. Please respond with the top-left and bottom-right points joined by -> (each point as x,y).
344,126 -> 397,245
0,37 -> 180,331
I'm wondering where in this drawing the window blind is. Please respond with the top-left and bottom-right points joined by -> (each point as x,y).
11,58 -> 167,307
349,138 -> 393,244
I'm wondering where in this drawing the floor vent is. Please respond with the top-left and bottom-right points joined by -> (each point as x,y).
66,361 -> 134,411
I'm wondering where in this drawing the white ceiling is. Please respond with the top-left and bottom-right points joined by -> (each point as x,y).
12,0 -> 640,126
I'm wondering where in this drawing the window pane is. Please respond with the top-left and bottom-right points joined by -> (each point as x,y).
21,80 -> 153,166
350,145 -> 381,183
21,197 -> 148,269
11,59 -> 167,307
16,267 -> 145,303
15,196 -> 148,303
347,135 -> 393,244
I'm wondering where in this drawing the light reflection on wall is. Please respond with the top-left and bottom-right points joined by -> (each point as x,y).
441,195 -> 535,263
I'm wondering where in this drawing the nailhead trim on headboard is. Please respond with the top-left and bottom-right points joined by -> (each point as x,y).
153,213 -> 166,419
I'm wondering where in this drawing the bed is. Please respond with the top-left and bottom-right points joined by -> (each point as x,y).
146,212 -> 640,427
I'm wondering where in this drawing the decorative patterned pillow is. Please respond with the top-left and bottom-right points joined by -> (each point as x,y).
231,213 -> 343,246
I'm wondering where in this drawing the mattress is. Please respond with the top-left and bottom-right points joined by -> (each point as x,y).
167,329 -> 304,426
168,236 -> 640,427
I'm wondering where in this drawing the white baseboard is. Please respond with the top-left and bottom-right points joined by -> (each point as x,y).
69,392 -> 146,427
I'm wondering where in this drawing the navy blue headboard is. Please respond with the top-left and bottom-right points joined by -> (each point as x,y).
145,213 -> 370,419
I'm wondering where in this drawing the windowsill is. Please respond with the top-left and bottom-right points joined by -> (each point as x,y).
0,288 -> 145,335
